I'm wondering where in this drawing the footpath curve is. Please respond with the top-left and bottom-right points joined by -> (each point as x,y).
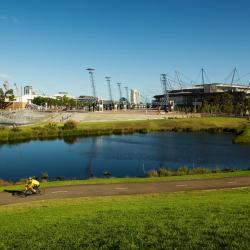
1,176 -> 250,205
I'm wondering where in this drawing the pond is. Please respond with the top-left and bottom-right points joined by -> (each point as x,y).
0,132 -> 250,181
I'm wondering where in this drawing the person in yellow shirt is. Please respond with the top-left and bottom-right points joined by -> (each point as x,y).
25,177 -> 40,194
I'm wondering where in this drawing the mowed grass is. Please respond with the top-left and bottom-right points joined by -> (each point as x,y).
1,170 -> 250,192
0,188 -> 250,249
0,117 -> 249,144
233,127 -> 250,144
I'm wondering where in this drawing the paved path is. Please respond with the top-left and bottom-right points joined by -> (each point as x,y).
1,176 -> 250,205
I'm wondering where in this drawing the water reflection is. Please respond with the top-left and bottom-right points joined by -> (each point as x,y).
1,132 -> 250,181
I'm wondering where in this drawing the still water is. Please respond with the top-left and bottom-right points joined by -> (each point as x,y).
0,132 -> 250,181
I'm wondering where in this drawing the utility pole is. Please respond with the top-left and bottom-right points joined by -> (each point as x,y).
160,74 -> 169,112
105,77 -> 113,102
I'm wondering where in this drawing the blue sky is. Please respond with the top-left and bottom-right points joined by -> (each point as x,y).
0,0 -> 250,99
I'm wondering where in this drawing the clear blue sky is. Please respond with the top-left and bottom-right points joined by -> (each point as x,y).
0,0 -> 250,99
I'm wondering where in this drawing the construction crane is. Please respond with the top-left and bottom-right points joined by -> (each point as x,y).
105,77 -> 113,102
86,68 -> 97,98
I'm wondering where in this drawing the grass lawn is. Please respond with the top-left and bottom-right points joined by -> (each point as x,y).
1,170 -> 250,192
233,127 -> 250,144
0,188 -> 250,249
0,117 -> 249,144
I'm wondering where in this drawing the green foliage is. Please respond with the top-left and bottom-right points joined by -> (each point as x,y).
41,171 -> 49,180
63,120 -> 78,130
191,167 -> 210,174
147,169 -> 159,177
158,167 -> 172,177
176,166 -> 189,175
11,126 -> 21,132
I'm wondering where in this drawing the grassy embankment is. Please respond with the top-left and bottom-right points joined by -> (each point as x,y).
0,117 -> 249,144
1,170 -> 250,192
0,188 -> 250,249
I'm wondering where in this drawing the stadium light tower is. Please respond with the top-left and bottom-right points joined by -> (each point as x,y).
86,68 -> 97,98
160,74 -> 169,112
124,86 -> 129,103
116,83 -> 122,101
105,76 -> 113,102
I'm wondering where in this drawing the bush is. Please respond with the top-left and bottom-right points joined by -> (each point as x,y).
147,169 -> 159,177
222,168 -> 235,172
45,123 -> 58,130
191,167 -> 210,174
11,126 -> 21,132
158,167 -> 172,177
41,171 -> 49,180
0,179 -> 12,186
176,166 -> 189,175
211,167 -> 222,173
63,120 -> 77,130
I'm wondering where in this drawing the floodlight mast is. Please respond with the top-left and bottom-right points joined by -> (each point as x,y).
160,74 -> 169,112
105,76 -> 113,102
116,83 -> 122,100
86,68 -> 97,98
124,86 -> 129,103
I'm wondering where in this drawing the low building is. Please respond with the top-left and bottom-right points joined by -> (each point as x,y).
153,83 -> 250,108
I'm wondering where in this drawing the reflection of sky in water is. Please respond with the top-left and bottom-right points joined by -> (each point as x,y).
1,132 -> 250,181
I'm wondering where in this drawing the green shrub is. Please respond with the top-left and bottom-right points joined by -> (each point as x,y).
11,126 -> 21,132
176,166 -> 189,175
158,167 -> 172,177
41,171 -> 49,180
211,167 -> 222,173
147,169 -> 159,177
45,123 -> 58,130
0,179 -> 12,186
222,168 -> 235,172
191,167 -> 210,174
63,120 -> 77,130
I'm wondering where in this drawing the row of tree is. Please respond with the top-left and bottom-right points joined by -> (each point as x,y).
175,93 -> 250,115
32,96 -> 93,109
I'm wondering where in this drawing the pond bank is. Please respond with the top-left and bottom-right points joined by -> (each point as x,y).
0,117 -> 249,144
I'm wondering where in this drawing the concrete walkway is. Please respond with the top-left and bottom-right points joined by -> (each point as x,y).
1,176 -> 250,205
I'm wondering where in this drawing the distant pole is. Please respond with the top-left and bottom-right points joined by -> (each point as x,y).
117,83 -> 122,101
124,86 -> 129,103
105,77 -> 113,102
201,68 -> 205,85
160,74 -> 169,112
86,68 -> 97,98
231,67 -> 237,86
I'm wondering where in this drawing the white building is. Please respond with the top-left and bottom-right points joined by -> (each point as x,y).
130,89 -> 140,105
24,86 -> 34,95
14,85 -> 37,104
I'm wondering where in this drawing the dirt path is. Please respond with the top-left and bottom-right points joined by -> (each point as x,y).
1,176 -> 250,205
